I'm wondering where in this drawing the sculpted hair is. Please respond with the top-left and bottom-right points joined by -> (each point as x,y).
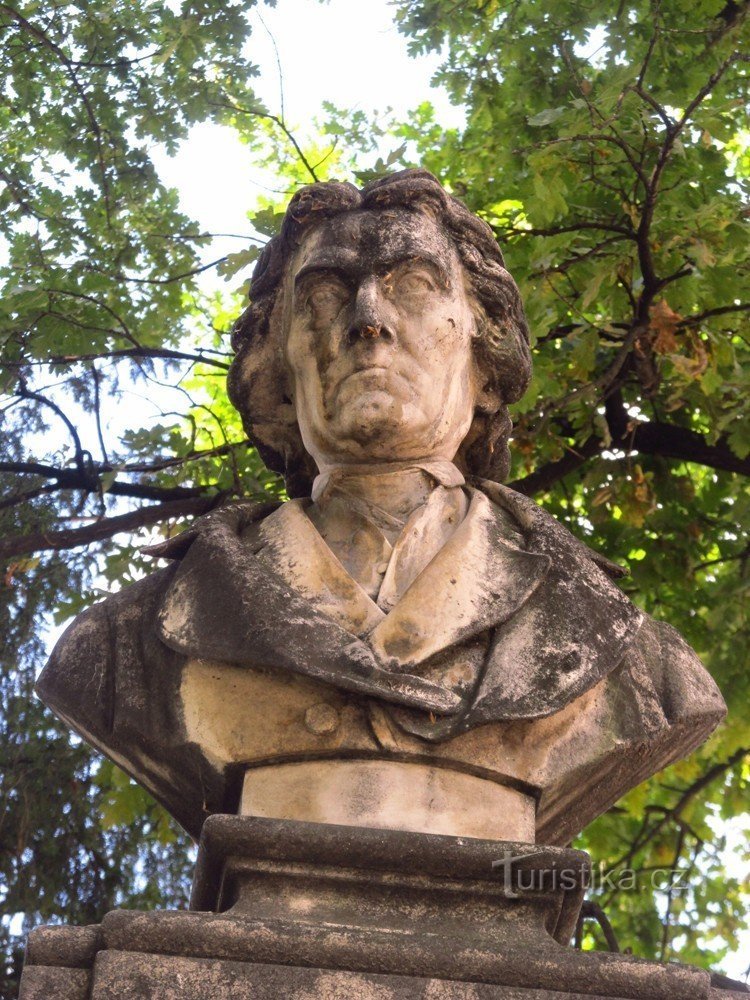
228,168 -> 532,497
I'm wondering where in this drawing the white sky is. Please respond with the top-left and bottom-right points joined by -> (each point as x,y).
153,0 -> 462,276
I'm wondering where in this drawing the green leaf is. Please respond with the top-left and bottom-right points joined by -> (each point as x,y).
217,246 -> 261,280
99,471 -> 117,493
527,107 -> 566,127
727,420 -> 750,460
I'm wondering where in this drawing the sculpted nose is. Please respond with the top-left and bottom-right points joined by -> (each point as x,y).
348,277 -> 394,344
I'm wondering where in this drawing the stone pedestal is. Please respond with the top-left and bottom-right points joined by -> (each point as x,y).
20,816 -> 743,999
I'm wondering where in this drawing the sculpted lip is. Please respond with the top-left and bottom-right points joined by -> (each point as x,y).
335,365 -> 401,388
348,365 -> 391,377
331,366 -> 409,407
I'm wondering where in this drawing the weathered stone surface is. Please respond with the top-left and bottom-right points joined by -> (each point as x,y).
84,817 -> 704,1000
18,816 -> 745,999
24,817 -> 749,999
240,759 -> 535,840
100,910 -> 709,1000
24,922 -> 103,968
710,971 -> 750,993
34,477 -> 726,845
32,168 -> 726,861
228,170 -> 532,492
188,816 -> 588,947
18,965 -> 90,1000
86,951 -> 667,1000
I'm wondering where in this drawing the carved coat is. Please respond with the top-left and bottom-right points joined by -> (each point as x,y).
36,481 -> 726,844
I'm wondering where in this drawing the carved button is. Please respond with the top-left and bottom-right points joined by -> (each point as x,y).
304,703 -> 339,735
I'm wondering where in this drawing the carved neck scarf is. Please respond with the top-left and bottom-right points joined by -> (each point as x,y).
308,483 -> 470,609
310,459 -> 465,503
308,460 -> 467,604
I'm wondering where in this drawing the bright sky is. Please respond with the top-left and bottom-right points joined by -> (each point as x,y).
153,0 -> 461,277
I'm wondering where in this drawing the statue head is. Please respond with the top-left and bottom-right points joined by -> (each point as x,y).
228,169 -> 532,497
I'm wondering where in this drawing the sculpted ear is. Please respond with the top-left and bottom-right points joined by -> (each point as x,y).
470,344 -> 505,414
454,336 -> 512,482
228,294 -> 316,496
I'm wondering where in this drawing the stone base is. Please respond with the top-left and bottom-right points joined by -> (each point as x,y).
18,952 -> 735,1000
19,816 -> 746,999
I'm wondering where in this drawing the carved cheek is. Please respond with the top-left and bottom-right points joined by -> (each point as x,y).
309,298 -> 348,334
417,305 -> 471,360
284,319 -> 309,376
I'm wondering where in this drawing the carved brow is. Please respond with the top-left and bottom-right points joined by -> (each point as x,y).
294,264 -> 355,289
385,255 -> 449,285
294,254 -> 449,289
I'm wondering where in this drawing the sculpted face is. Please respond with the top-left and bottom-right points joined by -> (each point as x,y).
283,209 -> 478,471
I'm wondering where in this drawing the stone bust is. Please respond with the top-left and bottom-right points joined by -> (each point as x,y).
37,169 -> 726,847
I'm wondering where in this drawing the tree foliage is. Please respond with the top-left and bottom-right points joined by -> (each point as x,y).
386,0 -> 750,970
0,1 -> 277,994
0,0 -> 748,996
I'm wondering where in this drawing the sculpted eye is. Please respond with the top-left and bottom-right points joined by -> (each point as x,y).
307,281 -> 348,313
392,270 -> 435,295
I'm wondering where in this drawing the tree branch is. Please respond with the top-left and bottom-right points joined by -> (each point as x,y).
630,421 -> 750,476
3,347 -> 231,370
533,235 -> 631,277
106,255 -> 228,286
580,900 -> 621,953
677,302 -> 750,328
499,220 -> 636,239
0,3 -> 114,223
609,747 -> 749,872
636,51 -> 749,297
213,100 -> 319,183
510,407 -> 750,495
17,383 -> 91,485
509,437 -> 603,495
602,388 -> 750,476
0,461 -> 216,502
0,496 -> 221,562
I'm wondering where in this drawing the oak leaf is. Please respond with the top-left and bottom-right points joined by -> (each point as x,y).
650,299 -> 683,354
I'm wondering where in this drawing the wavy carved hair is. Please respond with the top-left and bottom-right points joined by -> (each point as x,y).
228,168 -> 532,497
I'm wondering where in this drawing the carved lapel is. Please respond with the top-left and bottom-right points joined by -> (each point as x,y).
246,488 -> 551,671
253,498 -> 386,637
382,483 -> 645,739
157,490 -> 553,675
156,485 -> 642,727
465,482 -> 644,724
368,489 -> 551,669
156,502 -> 462,716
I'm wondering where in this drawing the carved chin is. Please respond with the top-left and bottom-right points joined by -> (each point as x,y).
336,391 -> 407,443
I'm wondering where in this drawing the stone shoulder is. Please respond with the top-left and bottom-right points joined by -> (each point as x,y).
633,614 -> 727,724
143,498 -> 282,560
478,477 -> 726,720
35,564 -> 179,738
35,498 -> 282,752
475,478 -> 628,579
